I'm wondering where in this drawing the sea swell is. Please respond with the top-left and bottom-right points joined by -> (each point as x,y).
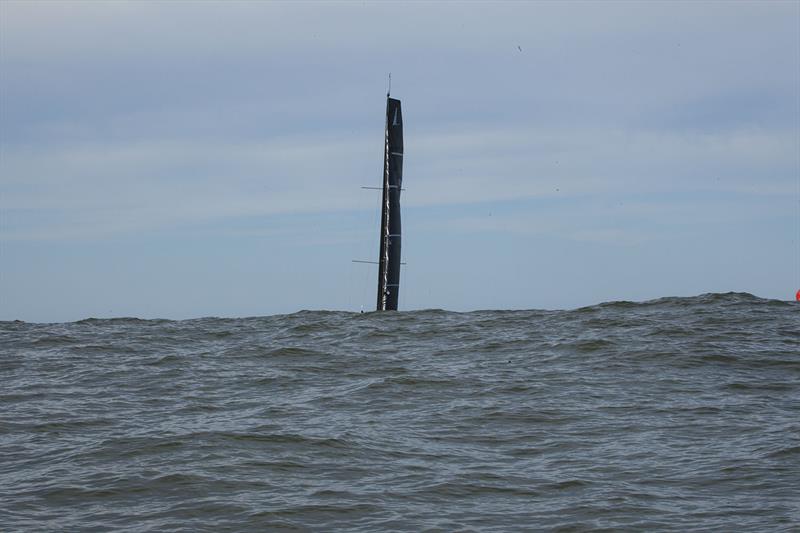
1,293 -> 798,531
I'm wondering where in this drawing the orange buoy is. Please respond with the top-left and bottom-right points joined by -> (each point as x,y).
796,289 -> 800,301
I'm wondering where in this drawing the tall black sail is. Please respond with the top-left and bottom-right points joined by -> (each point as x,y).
376,97 -> 403,311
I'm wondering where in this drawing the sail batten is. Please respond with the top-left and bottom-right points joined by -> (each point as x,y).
376,97 -> 403,311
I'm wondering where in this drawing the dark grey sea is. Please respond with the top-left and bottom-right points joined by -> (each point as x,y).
1,293 -> 798,531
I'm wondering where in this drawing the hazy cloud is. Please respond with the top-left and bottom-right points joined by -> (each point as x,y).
1,0 -> 797,320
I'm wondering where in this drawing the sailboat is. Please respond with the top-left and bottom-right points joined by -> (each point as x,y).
352,91 -> 404,311
376,95 -> 403,311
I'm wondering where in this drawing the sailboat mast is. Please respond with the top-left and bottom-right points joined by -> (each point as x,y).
376,100 -> 391,310
376,96 -> 403,311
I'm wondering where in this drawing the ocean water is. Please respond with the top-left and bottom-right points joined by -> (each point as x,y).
1,292 -> 798,531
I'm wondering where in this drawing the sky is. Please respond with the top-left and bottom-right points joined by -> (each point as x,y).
1,0 -> 798,322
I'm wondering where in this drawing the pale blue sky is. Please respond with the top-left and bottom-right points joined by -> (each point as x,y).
1,0 -> 798,322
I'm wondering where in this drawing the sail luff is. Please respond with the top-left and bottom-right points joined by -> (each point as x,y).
376,99 -> 391,310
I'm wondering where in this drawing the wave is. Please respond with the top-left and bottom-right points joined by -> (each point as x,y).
2,291 -> 792,326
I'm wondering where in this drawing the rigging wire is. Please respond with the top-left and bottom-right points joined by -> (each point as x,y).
357,106 -> 385,311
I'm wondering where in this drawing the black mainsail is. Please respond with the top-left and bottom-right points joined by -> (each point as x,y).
376,97 -> 403,311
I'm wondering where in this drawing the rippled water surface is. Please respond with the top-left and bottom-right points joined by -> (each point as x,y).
2,293 -> 799,531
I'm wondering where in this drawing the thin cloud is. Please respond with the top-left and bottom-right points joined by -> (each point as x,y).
2,124 -> 795,241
